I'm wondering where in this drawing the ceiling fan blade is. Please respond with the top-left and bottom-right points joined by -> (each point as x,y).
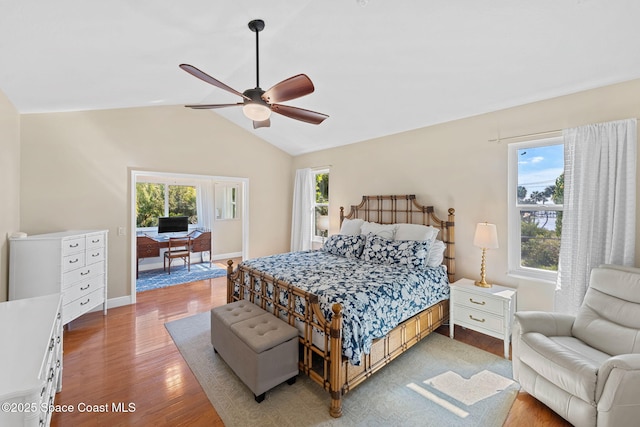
263,74 -> 315,104
184,103 -> 242,110
271,104 -> 328,125
180,64 -> 250,101
253,119 -> 271,129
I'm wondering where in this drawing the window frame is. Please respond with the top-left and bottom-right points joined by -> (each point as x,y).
312,169 -> 329,243
507,136 -> 563,283
214,182 -> 239,221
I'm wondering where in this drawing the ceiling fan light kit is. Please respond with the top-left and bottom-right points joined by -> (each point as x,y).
180,19 -> 328,128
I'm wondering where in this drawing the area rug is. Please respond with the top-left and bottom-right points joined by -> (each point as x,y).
166,311 -> 520,427
136,263 -> 227,292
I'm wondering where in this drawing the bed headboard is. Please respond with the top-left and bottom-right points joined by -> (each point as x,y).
340,195 -> 455,282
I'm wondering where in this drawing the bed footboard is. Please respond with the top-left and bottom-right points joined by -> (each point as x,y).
226,260 -> 449,417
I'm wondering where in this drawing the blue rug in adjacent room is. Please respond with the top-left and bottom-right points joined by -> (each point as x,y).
136,263 -> 227,292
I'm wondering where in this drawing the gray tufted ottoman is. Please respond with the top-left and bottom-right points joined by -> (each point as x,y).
210,300 -> 299,402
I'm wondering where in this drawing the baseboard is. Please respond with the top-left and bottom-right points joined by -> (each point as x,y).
88,295 -> 134,313
212,252 -> 242,261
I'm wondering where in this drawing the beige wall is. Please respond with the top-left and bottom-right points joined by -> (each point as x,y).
19,106 -> 293,302
293,78 -> 640,311
0,90 -> 20,301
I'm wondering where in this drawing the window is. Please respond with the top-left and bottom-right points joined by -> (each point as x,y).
313,170 -> 329,241
136,182 -> 197,229
215,183 -> 238,220
508,137 -> 564,282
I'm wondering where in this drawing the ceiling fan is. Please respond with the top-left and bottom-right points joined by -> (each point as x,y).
180,19 -> 328,129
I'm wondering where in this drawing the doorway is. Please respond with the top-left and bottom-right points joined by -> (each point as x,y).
130,170 -> 248,302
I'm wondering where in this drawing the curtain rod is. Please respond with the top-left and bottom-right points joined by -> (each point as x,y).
489,129 -> 562,143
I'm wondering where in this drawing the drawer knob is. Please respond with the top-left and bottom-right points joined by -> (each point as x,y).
80,298 -> 91,306
69,243 -> 79,248
91,239 -> 100,243
92,252 -> 100,257
469,314 -> 486,323
81,269 -> 91,276
469,298 -> 486,306
69,258 -> 79,264
81,284 -> 91,291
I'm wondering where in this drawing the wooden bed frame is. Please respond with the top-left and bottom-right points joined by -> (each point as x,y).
226,195 -> 455,417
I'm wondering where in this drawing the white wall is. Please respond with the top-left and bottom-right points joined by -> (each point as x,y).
0,90 -> 20,301
293,78 -> 640,311
19,106 -> 293,302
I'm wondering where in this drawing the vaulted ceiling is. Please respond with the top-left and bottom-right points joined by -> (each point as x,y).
2,1 -> 640,155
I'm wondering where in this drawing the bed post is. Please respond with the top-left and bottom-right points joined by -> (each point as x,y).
329,303 -> 343,418
446,208 -> 456,282
226,260 -> 235,303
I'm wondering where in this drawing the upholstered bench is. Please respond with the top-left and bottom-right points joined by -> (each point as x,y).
210,300 -> 299,402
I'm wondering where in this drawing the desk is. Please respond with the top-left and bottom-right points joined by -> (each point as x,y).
136,230 -> 211,277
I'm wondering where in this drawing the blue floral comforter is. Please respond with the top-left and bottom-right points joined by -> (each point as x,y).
239,250 -> 449,365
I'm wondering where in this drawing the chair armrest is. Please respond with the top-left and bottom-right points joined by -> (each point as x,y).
514,311 -> 575,336
596,354 -> 640,425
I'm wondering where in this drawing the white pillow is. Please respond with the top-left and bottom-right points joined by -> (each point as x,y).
425,240 -> 446,267
339,218 -> 364,236
360,221 -> 397,240
394,223 -> 439,243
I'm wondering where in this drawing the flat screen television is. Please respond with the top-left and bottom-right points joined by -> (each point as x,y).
157,216 -> 189,234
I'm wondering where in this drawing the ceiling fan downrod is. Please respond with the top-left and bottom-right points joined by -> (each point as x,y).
248,19 -> 265,89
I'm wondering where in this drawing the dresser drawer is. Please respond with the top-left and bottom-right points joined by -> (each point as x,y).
63,287 -> 104,324
62,236 -> 86,256
86,232 -> 106,250
453,305 -> 505,335
63,275 -> 105,306
453,289 -> 504,316
63,261 -> 104,287
62,252 -> 86,272
85,247 -> 106,265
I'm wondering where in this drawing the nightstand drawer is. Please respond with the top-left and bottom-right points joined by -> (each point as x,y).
454,289 -> 504,316
453,305 -> 504,335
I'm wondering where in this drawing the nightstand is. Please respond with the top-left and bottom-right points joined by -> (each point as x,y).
449,278 -> 517,358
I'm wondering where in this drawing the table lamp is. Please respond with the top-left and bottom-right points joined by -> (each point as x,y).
473,222 -> 499,287
317,215 -> 330,243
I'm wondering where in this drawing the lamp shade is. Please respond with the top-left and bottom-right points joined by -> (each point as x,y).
317,215 -> 330,232
473,222 -> 499,249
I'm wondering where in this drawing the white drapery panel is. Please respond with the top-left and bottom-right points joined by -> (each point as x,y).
555,118 -> 637,314
290,168 -> 314,252
197,180 -> 215,231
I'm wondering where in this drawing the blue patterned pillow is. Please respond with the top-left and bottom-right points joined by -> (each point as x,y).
362,234 -> 430,268
322,234 -> 366,259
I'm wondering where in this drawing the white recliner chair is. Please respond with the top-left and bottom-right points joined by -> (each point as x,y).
512,264 -> 640,427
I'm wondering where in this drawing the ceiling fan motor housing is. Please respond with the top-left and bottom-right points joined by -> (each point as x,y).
248,19 -> 265,32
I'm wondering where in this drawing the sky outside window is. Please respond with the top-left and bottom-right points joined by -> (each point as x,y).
517,144 -> 564,206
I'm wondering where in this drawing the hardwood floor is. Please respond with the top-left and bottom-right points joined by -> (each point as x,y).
51,271 -> 571,427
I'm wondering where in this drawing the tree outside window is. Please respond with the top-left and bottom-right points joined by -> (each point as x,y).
136,183 -> 197,228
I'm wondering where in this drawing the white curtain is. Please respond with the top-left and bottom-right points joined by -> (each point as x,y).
291,168 -> 314,252
197,180 -> 215,231
555,118 -> 637,314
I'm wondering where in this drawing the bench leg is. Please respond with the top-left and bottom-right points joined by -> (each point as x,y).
286,376 -> 296,385
254,393 -> 265,403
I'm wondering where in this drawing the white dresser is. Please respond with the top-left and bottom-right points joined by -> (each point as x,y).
9,230 -> 108,325
0,294 -> 63,427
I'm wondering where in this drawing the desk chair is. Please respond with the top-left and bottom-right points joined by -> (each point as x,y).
164,236 -> 191,274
